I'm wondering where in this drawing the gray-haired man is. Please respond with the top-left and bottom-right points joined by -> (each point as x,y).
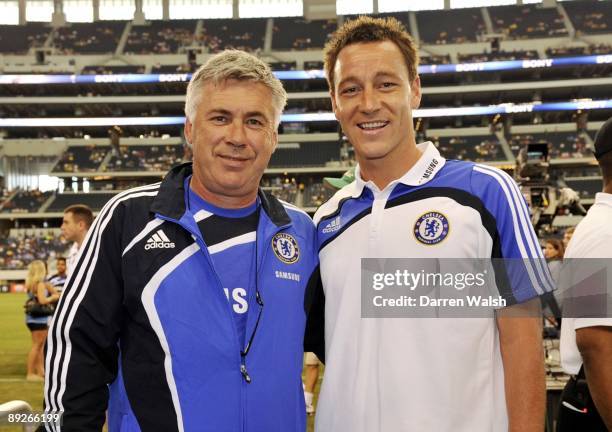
44,50 -> 319,432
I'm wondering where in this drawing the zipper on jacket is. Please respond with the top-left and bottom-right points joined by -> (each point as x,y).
156,213 -> 247,376
158,212 -> 292,432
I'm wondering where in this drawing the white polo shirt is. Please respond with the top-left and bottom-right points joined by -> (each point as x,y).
66,242 -> 80,277
560,192 -> 612,375
313,142 -> 553,432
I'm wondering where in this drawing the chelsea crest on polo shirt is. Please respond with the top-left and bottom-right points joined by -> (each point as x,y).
413,211 -> 450,245
272,233 -> 300,264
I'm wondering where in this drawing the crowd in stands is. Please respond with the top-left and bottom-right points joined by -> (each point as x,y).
563,0 -> 612,35
303,181 -> 334,209
304,61 -> 324,70
104,145 -> 184,172
546,44 -> 612,58
202,18 -> 266,53
82,65 -> 146,74
431,136 -> 504,163
260,177 -> 298,205
151,63 -> 198,73
417,8 -> 485,44
272,18 -> 337,51
421,54 -> 452,65
269,61 -> 297,71
509,132 -> 592,160
2,2 -> 612,57
0,231 -> 69,270
490,4 -> 567,39
52,146 -> 107,173
53,21 -> 125,54
125,20 -> 197,54
458,50 -> 538,63
0,190 -> 52,213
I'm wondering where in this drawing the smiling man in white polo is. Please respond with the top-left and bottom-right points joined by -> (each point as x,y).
305,16 -> 553,432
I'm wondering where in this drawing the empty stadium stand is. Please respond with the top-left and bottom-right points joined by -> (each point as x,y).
565,176 -> 603,200
269,141 -> 341,168
45,191 -> 116,212
0,22 -> 51,54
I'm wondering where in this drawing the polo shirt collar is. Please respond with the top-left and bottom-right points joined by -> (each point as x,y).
353,141 -> 446,195
594,192 -> 612,207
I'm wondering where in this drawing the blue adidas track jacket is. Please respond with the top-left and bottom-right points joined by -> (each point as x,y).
44,163 -> 320,432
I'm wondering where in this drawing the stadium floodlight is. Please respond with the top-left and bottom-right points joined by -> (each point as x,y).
170,0 -> 232,19
379,0 -> 443,12
336,0 -> 372,15
449,0 -> 515,9
239,0 -> 303,18
99,0 -> 135,20
0,0 -> 19,25
26,0 -> 54,22
64,0 -> 94,22
143,0 -> 163,19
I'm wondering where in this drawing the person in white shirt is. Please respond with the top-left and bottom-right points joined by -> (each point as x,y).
306,16 -> 550,432
558,117 -> 612,431
61,204 -> 93,276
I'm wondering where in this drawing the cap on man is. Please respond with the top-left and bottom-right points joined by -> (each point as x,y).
558,117 -> 612,431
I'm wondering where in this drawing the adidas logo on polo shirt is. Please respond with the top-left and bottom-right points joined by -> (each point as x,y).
145,229 -> 175,250
322,216 -> 341,233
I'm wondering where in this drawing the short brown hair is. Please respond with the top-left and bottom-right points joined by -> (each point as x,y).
65,204 -> 94,228
545,238 -> 565,259
324,16 -> 419,93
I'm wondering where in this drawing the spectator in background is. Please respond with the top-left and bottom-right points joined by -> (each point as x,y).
558,117 -> 612,431
47,257 -> 67,294
544,238 -> 564,282
25,260 -> 59,382
61,204 -> 93,275
541,238 -> 564,328
563,226 -> 575,249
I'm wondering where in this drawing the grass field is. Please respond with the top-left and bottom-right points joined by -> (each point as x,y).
0,293 -> 319,431
0,293 -> 45,432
